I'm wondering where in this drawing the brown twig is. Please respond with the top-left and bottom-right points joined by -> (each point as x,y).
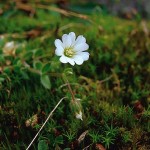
33,4 -> 93,23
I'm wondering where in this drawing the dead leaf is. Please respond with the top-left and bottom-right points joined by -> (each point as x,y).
25,114 -> 38,127
77,130 -> 88,144
95,143 -> 106,150
121,8 -> 138,19
141,21 -> 149,36
6,60 -> 11,66
133,101 -> 144,113
69,140 -> 79,149
16,2 -> 35,16
82,143 -> 93,150
0,8 -> 3,15
0,67 -> 3,73
25,28 -> 42,39
53,128 -> 61,136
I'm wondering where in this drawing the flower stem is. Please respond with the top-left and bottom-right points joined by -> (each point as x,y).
26,97 -> 67,150
65,78 -> 76,102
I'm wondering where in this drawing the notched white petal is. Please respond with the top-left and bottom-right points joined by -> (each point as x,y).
74,43 -> 89,52
79,52 -> 90,61
62,34 -> 67,43
55,39 -> 62,47
55,39 -> 64,50
73,55 -> 84,65
60,56 -> 68,63
66,35 -> 72,47
75,35 -> 86,45
55,48 -> 63,56
62,34 -> 72,47
69,32 -> 76,44
66,57 -> 75,66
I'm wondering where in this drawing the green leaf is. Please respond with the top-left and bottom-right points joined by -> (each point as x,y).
33,61 -> 43,70
38,140 -> 48,150
0,77 -> 5,82
34,49 -> 43,57
15,47 -> 22,55
0,55 -> 5,62
24,51 -> 33,60
3,67 -> 11,74
42,63 -> 51,74
13,58 -> 22,67
40,75 -> 51,89
14,65 -> 20,73
20,70 -> 29,80
54,135 -> 64,145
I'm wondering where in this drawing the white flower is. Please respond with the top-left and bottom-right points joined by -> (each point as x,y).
3,41 -> 17,56
75,111 -> 83,121
54,32 -> 89,66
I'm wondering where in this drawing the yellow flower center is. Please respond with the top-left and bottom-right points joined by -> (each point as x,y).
64,47 -> 75,57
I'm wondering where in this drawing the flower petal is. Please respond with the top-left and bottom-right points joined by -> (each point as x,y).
60,55 -> 75,65
66,57 -> 75,66
75,35 -> 86,45
62,34 -> 67,42
69,32 -> 76,44
79,52 -> 90,61
55,48 -> 63,56
55,39 -> 64,50
74,43 -> 89,52
62,34 -> 72,47
59,55 -> 68,63
73,55 -> 84,65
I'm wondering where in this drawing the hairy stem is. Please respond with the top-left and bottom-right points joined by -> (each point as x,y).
65,78 -> 76,102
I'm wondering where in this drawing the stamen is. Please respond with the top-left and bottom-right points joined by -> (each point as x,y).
64,47 -> 75,57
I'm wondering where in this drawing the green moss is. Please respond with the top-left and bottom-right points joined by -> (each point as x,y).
0,1 -> 150,150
